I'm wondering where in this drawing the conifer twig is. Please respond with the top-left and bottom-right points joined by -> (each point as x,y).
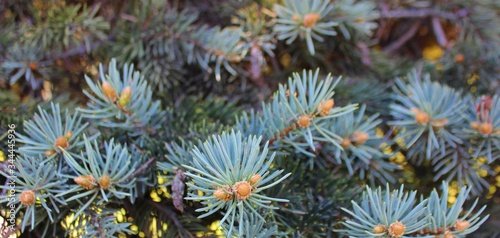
268,123 -> 296,145
432,17 -> 448,47
268,113 -> 318,145
379,8 -> 469,20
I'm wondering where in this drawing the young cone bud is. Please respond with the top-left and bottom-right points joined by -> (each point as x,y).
54,136 -> 69,151
454,220 -> 469,231
285,89 -> 297,97
233,181 -> 252,200
99,175 -> 111,189
118,86 -> 132,107
354,18 -> 365,23
388,221 -> 405,237
443,231 -> 454,238
373,224 -> 386,234
455,53 -> 464,63
415,111 -> 430,125
102,81 -> 116,101
298,115 -> 311,128
410,107 -> 421,114
432,118 -> 448,129
20,190 -> 36,206
340,137 -> 351,148
479,122 -> 493,135
213,186 -> 233,201
45,149 -> 56,157
249,174 -> 261,185
29,62 -> 38,70
318,99 -> 334,116
352,131 -> 369,145
303,13 -> 321,28
74,175 -> 96,190
64,131 -> 73,140
470,121 -> 480,131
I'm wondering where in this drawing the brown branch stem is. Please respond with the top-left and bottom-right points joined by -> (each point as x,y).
383,20 -> 423,52
377,126 -> 396,148
131,157 -> 156,177
2,225 -> 21,238
145,200 -> 185,232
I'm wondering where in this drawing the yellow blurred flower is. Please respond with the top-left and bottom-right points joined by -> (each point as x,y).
423,44 -> 444,62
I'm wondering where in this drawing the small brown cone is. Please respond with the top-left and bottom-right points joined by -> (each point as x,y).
20,190 -> 36,206
172,169 -> 186,212
249,174 -> 261,185
455,53 -> 465,63
373,224 -> 386,234
352,131 -> 369,145
118,86 -> 132,107
454,220 -> 469,231
318,99 -> 334,116
102,81 -> 116,101
303,13 -> 321,28
213,186 -> 233,201
74,175 -> 96,190
233,181 -> 252,200
415,111 -> 430,125
99,175 -> 111,189
340,137 -> 351,148
54,136 -> 69,151
479,122 -> 493,135
388,221 -> 405,237
29,62 -> 38,70
297,116 -> 311,128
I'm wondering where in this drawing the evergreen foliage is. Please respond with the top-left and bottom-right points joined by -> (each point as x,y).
79,59 -> 164,145
337,183 -> 488,237
1,0 -> 499,237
